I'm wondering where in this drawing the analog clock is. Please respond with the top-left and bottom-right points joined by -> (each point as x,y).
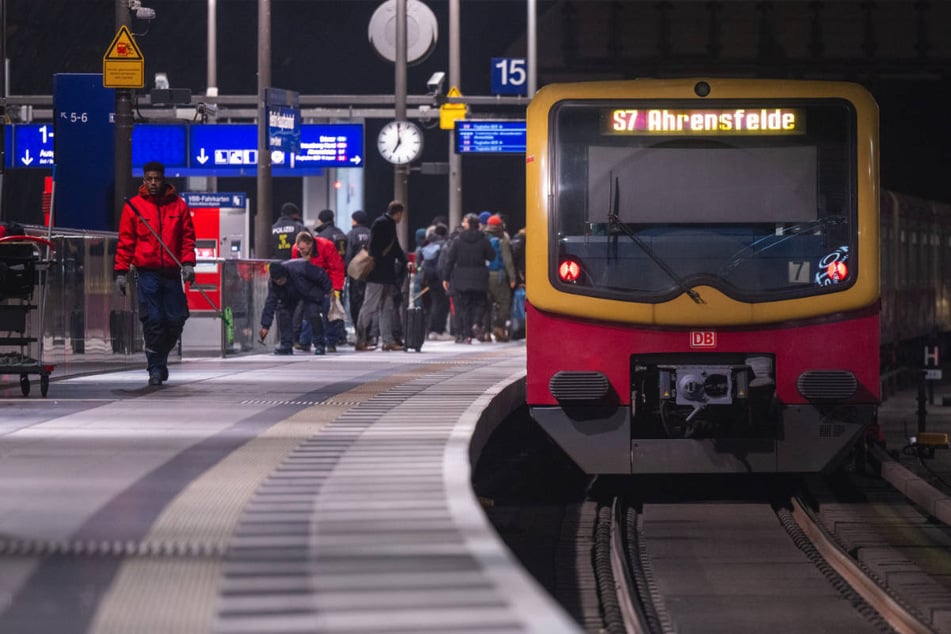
377,120 -> 423,164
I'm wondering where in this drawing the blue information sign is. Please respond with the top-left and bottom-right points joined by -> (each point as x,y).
133,124 -> 188,173
190,124 -> 258,176
6,121 -> 364,176
53,74 -> 115,231
294,123 -> 365,170
456,120 -> 526,154
183,192 -> 247,208
7,124 -> 55,168
265,87 -> 301,153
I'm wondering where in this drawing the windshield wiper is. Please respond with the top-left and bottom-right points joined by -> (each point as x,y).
607,176 -> 705,305
718,215 -> 846,277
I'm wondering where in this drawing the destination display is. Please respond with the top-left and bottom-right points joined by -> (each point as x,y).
602,108 -> 804,135
6,122 -> 365,174
456,120 -> 526,154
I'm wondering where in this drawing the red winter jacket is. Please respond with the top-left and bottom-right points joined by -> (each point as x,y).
291,236 -> 345,291
115,183 -> 196,274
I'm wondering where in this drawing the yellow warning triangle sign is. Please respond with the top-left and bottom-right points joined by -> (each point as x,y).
103,25 -> 144,61
440,86 -> 467,130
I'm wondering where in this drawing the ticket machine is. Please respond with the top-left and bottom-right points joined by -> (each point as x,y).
181,192 -> 249,354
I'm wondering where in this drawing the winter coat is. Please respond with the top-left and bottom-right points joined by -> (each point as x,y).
271,215 -> 308,260
315,222 -> 348,260
260,259 -> 332,328
365,213 -> 406,285
291,236 -> 345,291
345,225 -> 371,269
115,182 -> 196,274
443,228 -> 496,293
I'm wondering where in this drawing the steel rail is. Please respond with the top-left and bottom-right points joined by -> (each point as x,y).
790,497 -> 933,634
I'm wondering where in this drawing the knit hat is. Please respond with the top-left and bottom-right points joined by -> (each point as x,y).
281,202 -> 301,219
487,215 -> 503,226
351,210 -> 369,225
415,228 -> 427,246
318,209 -> 335,223
478,211 -> 492,225
269,261 -> 288,279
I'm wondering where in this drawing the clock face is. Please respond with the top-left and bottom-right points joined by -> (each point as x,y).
377,120 -> 423,164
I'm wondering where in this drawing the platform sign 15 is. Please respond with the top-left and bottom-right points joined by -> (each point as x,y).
491,57 -> 527,96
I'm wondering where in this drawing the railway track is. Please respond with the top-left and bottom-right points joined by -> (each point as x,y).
477,406 -> 951,633
601,491 -> 938,634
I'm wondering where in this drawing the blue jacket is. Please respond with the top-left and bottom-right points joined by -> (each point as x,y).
260,259 -> 333,328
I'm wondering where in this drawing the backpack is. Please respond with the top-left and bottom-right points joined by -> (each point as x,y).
420,241 -> 443,285
487,235 -> 504,271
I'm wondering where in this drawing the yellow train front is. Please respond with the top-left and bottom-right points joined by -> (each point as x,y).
525,78 -> 880,474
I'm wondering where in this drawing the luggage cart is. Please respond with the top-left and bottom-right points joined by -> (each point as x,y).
0,235 -> 56,396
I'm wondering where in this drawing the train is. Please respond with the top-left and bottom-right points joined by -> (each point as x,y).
525,77 -> 951,475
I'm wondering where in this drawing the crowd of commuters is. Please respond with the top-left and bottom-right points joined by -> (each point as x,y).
261,199 -> 526,354
113,162 -> 526,382
426,210 -> 525,345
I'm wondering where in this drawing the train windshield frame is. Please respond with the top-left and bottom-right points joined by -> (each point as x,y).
550,98 -> 858,303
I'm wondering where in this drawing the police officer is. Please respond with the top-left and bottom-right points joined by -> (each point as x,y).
271,202 -> 307,259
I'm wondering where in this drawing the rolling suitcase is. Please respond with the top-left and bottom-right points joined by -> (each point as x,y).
403,270 -> 426,352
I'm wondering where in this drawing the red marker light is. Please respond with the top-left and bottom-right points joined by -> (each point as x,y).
559,259 -> 582,283
827,261 -> 847,281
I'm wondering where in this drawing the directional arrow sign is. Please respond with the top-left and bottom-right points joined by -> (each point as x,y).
294,123 -> 364,170
7,124 -> 55,169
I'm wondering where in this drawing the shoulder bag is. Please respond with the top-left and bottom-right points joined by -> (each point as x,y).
346,238 -> 395,281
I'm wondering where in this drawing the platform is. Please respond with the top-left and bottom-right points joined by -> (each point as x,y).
0,341 -> 581,634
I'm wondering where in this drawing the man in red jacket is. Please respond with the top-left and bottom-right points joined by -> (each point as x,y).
114,161 -> 196,386
292,230 -> 345,352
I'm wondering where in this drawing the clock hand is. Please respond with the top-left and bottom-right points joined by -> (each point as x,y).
393,123 -> 402,150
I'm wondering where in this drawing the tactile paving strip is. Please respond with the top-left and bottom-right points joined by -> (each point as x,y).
215,364 -> 532,633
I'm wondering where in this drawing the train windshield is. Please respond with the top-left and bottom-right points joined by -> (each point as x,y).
552,99 -> 857,303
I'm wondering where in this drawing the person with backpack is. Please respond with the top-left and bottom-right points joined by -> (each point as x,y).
484,214 -> 517,342
419,223 -> 450,339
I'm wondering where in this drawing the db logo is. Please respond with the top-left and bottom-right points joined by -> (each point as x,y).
690,331 -> 717,348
